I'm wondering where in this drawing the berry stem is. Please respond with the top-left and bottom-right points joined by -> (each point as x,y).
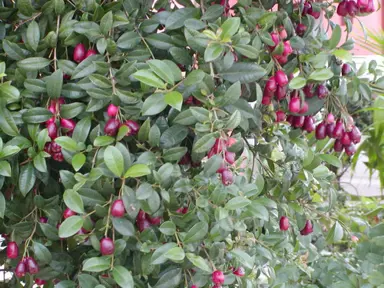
202,247 -> 216,270
104,195 -> 114,237
53,15 -> 60,72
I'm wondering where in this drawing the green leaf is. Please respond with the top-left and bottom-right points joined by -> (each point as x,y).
54,280 -> 76,288
46,69 -> 63,99
78,274 -> 100,288
63,189 -> 84,214
112,217 -> 135,236
59,216 -> 84,238
17,0 -> 34,16
112,266 -> 134,288
89,75 -> 112,88
204,42 -> 224,62
186,253 -> 212,273
37,128 -> 49,151
192,133 -> 217,154
169,47 -> 192,66
146,33 -> 174,50
133,70 -> 166,89
72,153 -> 86,171
219,81 -> 241,106
163,147 -> 188,162
220,17 -> 240,40
226,110 -> 241,129
33,242 -> 52,265
17,57 -> 51,71
220,63 -> 266,83
83,257 -> 110,272
247,202 -> 269,221
0,160 -> 11,177
231,249 -> 254,269
19,163 -> 36,196
60,102 -> 86,119
327,24 -> 341,49
184,222 -> 208,244
165,8 -> 200,30
72,55 -> 102,80
160,125 -> 189,149
225,196 -> 251,210
319,154 -> 342,168
100,11 -> 113,35
94,136 -> 115,147
55,136 -> 78,152
73,117 -> 91,143
39,223 -> 59,240
0,192 -> 5,218
124,164 -> 151,178
164,247 -> 185,262
201,5 -> 224,21
2,40 -> 29,61
159,221 -> 176,235
233,44 -> 259,59
138,118 -> 150,142
142,93 -> 167,116
0,83 -> 20,101
0,105 -> 19,136
148,60 -> 175,85
22,107 -> 53,124
184,70 -> 205,86
153,268 -> 182,288
104,146 -> 124,177
148,124 -> 161,147
332,49 -> 352,62
151,243 -> 178,265
33,152 -> 47,173
117,31 -> 141,50
326,221 -> 344,244
26,21 -> 40,51
289,76 -> 307,89
308,68 -> 334,81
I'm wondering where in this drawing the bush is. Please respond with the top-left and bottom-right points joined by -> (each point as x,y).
0,0 -> 382,287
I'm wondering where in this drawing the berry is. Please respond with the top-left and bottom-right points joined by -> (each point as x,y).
100,237 -> 115,255
225,151 -> 236,164
261,96 -> 272,105
279,216 -> 290,231
296,23 -> 307,37
216,161 -> 227,174
334,139 -> 344,152
212,270 -> 225,284
85,49 -> 97,58
278,25 -> 287,39
265,76 -> 277,92
221,169 -> 233,186
51,141 -> 61,153
287,115 -> 294,125
107,104 -> 118,117
315,122 -> 327,140
349,126 -> 361,144
326,113 -> 335,124
73,43 -> 86,63
176,207 -> 189,214
302,1 -> 311,16
292,116 -> 305,128
276,85 -> 287,100
332,120 -> 345,139
15,260 -> 27,278
269,32 -> 280,49
360,0 -> 374,13
288,97 -> 301,114
35,279 -> 46,285
63,208 -> 77,219
351,235 -> 359,242
184,96 -> 194,105
357,0 -> 369,8
337,0 -> 348,16
48,103 -> 57,114
317,84 -> 329,99
179,152 -> 191,165
342,63 -> 352,76
283,41 -> 293,56
276,110 -> 286,122
275,70 -> 289,86
6,241 -> 19,259
137,209 -> 147,221
149,216 -> 162,225
47,122 -> 58,140
53,152 -> 64,162
125,120 -> 140,136
111,199 -> 126,218
233,267 -> 245,277
137,219 -> 151,232
300,220 -> 313,235
341,132 -> 352,146
104,118 -> 120,136
345,143 -> 356,156
303,116 -> 315,133
227,137 -> 237,147
326,123 -> 336,138
39,217 -> 48,223
274,54 -> 288,65
298,101 -> 309,114
26,257 -> 39,274
309,6 -> 321,19
303,84 -> 315,98
347,1 -> 358,17
60,118 -> 76,132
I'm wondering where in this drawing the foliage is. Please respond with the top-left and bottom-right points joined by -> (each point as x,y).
0,0 -> 383,287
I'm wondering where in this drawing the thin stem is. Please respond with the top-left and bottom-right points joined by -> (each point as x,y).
14,12 -> 42,31
53,15 -> 61,71
104,195 -> 113,237
202,247 -> 216,270
135,27 -> 155,59
106,53 -> 116,95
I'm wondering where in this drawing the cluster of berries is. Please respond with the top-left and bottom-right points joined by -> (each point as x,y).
269,29 -> 293,65
262,70 -> 289,104
104,104 -> 140,137
279,216 -> 314,235
337,0 -> 375,17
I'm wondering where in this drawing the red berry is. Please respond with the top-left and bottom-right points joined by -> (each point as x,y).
35,278 -> 46,285
261,96 -> 272,105
179,152 -> 191,165
276,110 -> 286,122
292,116 -> 305,128
233,267 -> 245,277
107,104 -> 118,117
274,54 -> 288,65
15,260 -> 27,278
326,123 -> 336,138
85,49 -> 97,58
303,116 -> 315,132
60,118 -> 76,132
191,285 -> 198,288
111,199 -> 126,218
298,101 -> 309,114
279,216 -> 290,231
296,23 -> 307,37
63,208 -> 77,219
283,41 -> 293,56
212,270 -> 225,284
6,241 -> 18,259
216,161 -> 227,174
100,237 -> 115,255
176,207 -> 189,214
63,74 -> 71,80
302,1 -> 311,15
326,113 -> 335,124
149,216 -> 162,225
303,84 -> 315,98
309,7 -> 321,19
275,70 -> 289,87
269,32 -> 280,49
337,0 -> 348,16
227,137 -> 237,148
334,139 -> 344,152
332,120 -> 345,139
265,76 -> 277,92
276,85 -> 287,100
46,116 -> 55,125
347,1 -> 358,17
73,43 -> 86,63
47,122 -> 58,140
125,120 -> 140,136
137,219 -> 151,232
184,96 -> 194,105
317,84 -> 329,99
53,152 -> 64,162
287,115 -> 294,125
288,97 -> 301,114
221,169 -> 233,186
342,63 -> 352,76
349,126 -> 361,144
137,210 -> 147,221
278,25 -> 287,40
315,122 -> 327,140
39,217 -> 48,223
48,103 -> 57,114
341,132 -> 352,146
345,143 -> 357,156
360,0 -> 374,13
51,141 -> 61,153
26,257 -> 39,274
225,151 -> 236,164
104,118 -> 120,136
300,220 -> 313,235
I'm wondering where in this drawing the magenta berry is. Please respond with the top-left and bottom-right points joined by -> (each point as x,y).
39,217 -> 48,223
349,126 -> 361,144
225,151 -> 236,164
279,26 -> 288,40
296,23 -> 307,37
345,143 -> 357,156
6,241 -> 18,259
137,218 -> 151,232
276,85 -> 287,100
125,120 -> 140,136
303,116 -> 315,133
347,1 -> 358,17
279,216 -> 290,231
326,123 -> 335,138
73,43 -> 86,63
315,122 -> 327,140
300,220 -> 313,235
212,270 -> 225,284
337,0 -> 348,16
265,76 -> 277,92
342,63 -> 352,76
100,237 -> 115,255
221,169 -> 233,186
111,199 -> 126,218
60,118 -> 76,131
261,96 -> 272,105
26,257 -> 39,274
283,41 -> 293,56
303,84 -> 315,98
332,120 -> 345,139
107,104 -> 119,117
85,49 -> 97,58
298,101 -> 309,114
341,132 -> 352,146
276,110 -> 286,122
104,118 -> 120,136
35,278 -> 46,285
326,113 -> 335,124
288,97 -> 301,114
275,70 -> 289,86
15,260 -> 27,278
292,116 -> 305,128
317,84 -> 329,99
269,32 -> 280,48
334,139 -> 344,152
233,267 -> 245,277
47,122 -> 58,140
63,208 -> 77,219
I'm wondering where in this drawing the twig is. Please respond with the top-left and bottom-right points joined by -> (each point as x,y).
106,53 -> 116,95
135,27 -> 155,59
14,12 -> 42,31
53,15 -> 61,71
